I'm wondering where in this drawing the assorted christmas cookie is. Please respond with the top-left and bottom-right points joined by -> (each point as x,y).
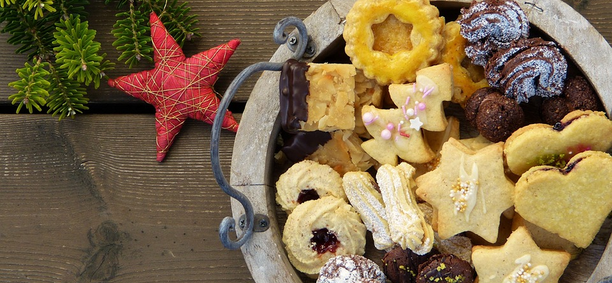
416,254 -> 474,283
504,110 -> 612,175
464,87 -> 524,142
439,21 -> 489,105
458,0 -> 529,66
282,196 -> 366,276
275,160 -> 346,212
472,226 -> 571,283
343,171 -> 394,250
317,255 -> 386,283
343,0 -> 445,84
514,150 -> 612,248
377,163 -> 434,255
415,138 -> 515,243
541,76 -> 600,124
280,59 -> 357,133
382,246 -> 437,283
485,38 -> 568,104
306,130 -> 375,175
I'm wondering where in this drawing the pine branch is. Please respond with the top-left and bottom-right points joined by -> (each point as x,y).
22,0 -> 56,19
46,63 -> 88,119
53,14 -> 114,88
0,1 -> 56,60
8,58 -> 51,114
112,0 -> 152,68
139,0 -> 199,47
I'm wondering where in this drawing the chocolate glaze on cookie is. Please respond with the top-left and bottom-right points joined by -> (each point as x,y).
416,254 -> 474,283
382,246 -> 437,283
280,59 -> 310,133
458,0 -> 529,66
486,38 -> 567,104
281,131 -> 332,162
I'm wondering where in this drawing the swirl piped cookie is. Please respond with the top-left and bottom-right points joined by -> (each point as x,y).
504,110 -> 612,175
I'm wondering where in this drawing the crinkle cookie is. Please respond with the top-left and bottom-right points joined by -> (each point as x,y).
344,0 -> 444,84
276,160 -> 346,212
317,255 -> 386,283
282,196 -> 366,275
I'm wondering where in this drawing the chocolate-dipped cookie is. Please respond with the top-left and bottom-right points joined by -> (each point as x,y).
416,254 -> 474,283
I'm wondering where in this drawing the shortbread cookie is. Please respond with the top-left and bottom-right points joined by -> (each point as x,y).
472,226 -> 571,283
512,214 -> 580,258
275,160 -> 346,212
361,105 -> 435,165
307,130 -> 375,175
504,110 -> 612,175
282,196 -> 366,275
342,171 -> 394,250
514,150 -> 612,248
377,163 -> 434,255
415,138 -> 515,243
388,63 -> 454,132
280,59 -> 356,133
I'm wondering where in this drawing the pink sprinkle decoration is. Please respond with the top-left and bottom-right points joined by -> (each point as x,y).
418,102 -> 427,110
386,123 -> 395,130
422,86 -> 434,98
381,129 -> 392,140
363,112 -> 378,126
399,131 -> 411,138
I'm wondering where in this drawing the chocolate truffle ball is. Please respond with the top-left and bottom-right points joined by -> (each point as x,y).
382,246 -> 437,283
317,255 -> 386,283
541,76 -> 599,124
465,87 -> 524,142
416,254 -> 474,283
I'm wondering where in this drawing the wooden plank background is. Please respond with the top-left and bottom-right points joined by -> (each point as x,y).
0,0 -> 610,282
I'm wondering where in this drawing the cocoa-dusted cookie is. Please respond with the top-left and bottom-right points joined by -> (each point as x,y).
382,246 -> 437,283
541,76 -> 600,124
486,38 -> 567,104
464,87 -> 524,142
416,254 -> 474,283
317,254 -> 386,283
458,0 -> 529,66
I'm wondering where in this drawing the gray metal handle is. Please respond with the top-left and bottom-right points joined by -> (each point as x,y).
210,17 -> 313,250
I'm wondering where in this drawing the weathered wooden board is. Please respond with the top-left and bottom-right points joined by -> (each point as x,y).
229,0 -> 612,282
0,114 -> 253,282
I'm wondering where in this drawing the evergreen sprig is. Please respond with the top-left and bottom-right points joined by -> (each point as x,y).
8,59 -> 51,113
46,64 -> 88,119
53,14 -> 114,88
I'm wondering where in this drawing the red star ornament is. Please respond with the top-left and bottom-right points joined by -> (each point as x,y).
108,12 -> 240,162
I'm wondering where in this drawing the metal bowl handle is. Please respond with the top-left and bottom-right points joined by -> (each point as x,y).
210,17 -> 313,250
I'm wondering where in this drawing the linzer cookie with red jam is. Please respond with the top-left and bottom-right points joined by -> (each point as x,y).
282,196 -> 366,276
275,160 -> 346,212
504,110 -> 612,175
280,59 -> 357,133
514,150 -> 612,248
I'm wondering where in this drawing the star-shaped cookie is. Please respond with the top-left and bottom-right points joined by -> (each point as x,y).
108,12 -> 240,161
472,226 -> 571,283
415,138 -> 514,243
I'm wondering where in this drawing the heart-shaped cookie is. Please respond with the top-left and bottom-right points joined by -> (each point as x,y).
504,110 -> 612,175
514,150 -> 612,248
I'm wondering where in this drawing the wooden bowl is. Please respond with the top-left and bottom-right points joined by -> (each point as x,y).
229,0 -> 612,282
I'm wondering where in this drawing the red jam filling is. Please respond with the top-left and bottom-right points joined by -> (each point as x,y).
310,228 -> 339,254
297,189 -> 320,204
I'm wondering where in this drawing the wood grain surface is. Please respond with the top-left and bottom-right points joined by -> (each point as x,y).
0,0 -> 611,282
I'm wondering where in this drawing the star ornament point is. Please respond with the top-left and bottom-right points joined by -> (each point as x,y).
108,12 -> 240,162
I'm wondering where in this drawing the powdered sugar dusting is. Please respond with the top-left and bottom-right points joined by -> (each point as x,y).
458,0 -> 529,66
317,255 -> 386,283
